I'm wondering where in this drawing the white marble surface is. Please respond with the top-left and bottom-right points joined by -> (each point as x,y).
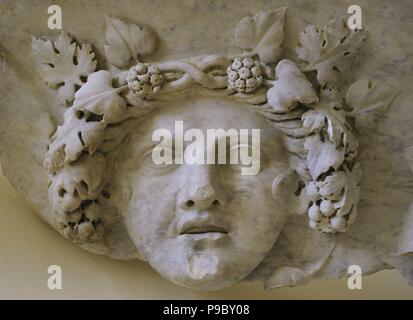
1,0 -> 413,290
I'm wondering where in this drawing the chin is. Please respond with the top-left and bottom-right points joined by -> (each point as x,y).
161,251 -> 249,291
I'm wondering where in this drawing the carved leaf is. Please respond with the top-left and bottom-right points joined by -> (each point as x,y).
296,18 -> 367,85
301,110 -> 325,132
303,105 -> 358,179
234,7 -> 286,63
334,165 -> 361,218
296,25 -> 323,65
73,70 -> 127,124
32,32 -> 97,105
104,16 -> 157,68
45,109 -> 106,172
315,170 -> 347,198
304,135 -> 345,180
346,79 -> 400,133
303,106 -> 358,159
45,113 -> 106,173
267,60 -> 318,112
346,79 -> 400,114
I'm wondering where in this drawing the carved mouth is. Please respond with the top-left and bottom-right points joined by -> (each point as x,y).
178,218 -> 229,235
180,226 -> 228,235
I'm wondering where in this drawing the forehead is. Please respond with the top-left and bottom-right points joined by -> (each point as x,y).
121,96 -> 288,165
127,96 -> 286,156
139,97 -> 277,132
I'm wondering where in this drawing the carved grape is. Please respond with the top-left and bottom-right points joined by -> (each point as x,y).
227,57 -> 263,93
127,63 -> 164,99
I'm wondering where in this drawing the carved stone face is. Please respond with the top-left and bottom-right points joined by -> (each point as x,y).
112,96 -> 291,290
2,3 -> 406,293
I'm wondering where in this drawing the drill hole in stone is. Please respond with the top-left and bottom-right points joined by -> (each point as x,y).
101,190 -> 111,199
58,188 -> 66,197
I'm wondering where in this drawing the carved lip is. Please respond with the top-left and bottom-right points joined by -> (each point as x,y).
178,217 -> 229,236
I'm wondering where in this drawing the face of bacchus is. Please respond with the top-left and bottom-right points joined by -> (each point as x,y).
112,96 -> 291,290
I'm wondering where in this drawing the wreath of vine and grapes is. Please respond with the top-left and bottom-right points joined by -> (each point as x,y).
32,8 -> 398,244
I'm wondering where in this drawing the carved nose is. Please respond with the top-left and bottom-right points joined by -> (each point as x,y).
180,166 -> 224,210
182,185 -> 221,210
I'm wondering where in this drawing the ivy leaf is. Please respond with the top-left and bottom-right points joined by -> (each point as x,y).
267,59 -> 318,112
234,7 -> 286,63
32,31 -> 97,105
296,18 -> 367,85
73,70 -> 127,124
104,16 -> 157,68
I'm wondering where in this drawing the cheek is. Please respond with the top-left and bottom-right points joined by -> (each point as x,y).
234,195 -> 286,257
226,168 -> 287,243
235,186 -> 283,231
125,171 -> 179,238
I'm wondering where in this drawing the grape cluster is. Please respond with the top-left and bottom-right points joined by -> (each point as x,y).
127,63 -> 163,99
305,171 -> 353,233
57,201 -> 104,243
227,57 -> 263,93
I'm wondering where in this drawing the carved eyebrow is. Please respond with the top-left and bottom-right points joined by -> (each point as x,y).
140,140 -> 172,159
140,145 -> 156,160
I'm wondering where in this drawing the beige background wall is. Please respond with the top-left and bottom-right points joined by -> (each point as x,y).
1,165 -> 412,299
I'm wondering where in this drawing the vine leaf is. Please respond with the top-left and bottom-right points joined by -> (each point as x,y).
303,105 -> 358,179
315,171 -> 348,199
346,79 -> 400,114
73,70 -> 127,124
32,31 -> 97,105
104,16 -> 157,68
304,135 -> 345,180
234,7 -> 286,63
296,18 -> 367,85
334,164 -> 361,219
45,115 -> 105,174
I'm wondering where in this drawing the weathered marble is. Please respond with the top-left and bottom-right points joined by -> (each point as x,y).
1,0 -> 413,290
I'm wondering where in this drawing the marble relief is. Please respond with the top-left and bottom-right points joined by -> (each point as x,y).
1,1 -> 412,290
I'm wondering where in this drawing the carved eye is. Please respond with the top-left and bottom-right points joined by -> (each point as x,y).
225,144 -> 261,174
141,145 -> 180,173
